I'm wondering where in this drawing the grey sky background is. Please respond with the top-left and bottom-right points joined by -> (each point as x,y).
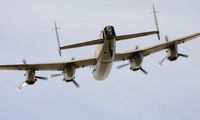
0,0 -> 200,120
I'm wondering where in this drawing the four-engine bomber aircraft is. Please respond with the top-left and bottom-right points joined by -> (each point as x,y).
0,6 -> 200,91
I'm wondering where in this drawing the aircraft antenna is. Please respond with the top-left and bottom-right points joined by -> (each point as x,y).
152,4 -> 160,40
53,22 -> 62,57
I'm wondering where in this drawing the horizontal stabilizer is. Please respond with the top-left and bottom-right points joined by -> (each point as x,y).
60,38 -> 104,50
116,31 -> 158,41
60,31 -> 158,50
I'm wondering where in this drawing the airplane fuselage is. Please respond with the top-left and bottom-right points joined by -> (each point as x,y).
93,26 -> 116,80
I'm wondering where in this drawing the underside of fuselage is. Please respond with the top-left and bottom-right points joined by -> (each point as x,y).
93,26 -> 116,80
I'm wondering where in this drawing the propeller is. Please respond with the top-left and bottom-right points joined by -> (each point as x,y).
35,76 -> 48,80
178,53 -> 189,58
22,59 -> 27,64
157,36 -> 170,67
64,79 -> 80,88
165,36 -> 169,42
140,67 -> 148,75
156,36 -> 189,67
17,76 -> 48,92
116,45 -> 148,75
117,63 -> 129,69
50,73 -> 79,88
157,55 -> 168,67
157,53 -> 189,68
23,59 -> 48,79
117,45 -> 139,69
16,59 -> 48,91
50,73 -> 63,78
65,79 -> 80,88
117,62 -> 148,75
17,81 -> 27,92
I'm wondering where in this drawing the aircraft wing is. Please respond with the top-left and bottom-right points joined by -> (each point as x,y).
115,32 -> 200,61
0,57 -> 97,71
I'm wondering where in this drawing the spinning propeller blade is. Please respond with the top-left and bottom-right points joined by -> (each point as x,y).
165,36 -> 169,41
50,73 -> 80,88
17,81 -> 27,92
140,67 -> 148,75
117,63 -> 129,69
178,53 -> 189,58
117,45 -> 139,69
66,79 -> 80,88
72,80 -> 79,88
50,73 -> 63,78
22,59 -> 27,64
157,55 -> 168,67
35,76 -> 48,80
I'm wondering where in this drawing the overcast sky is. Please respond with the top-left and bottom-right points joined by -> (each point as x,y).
0,0 -> 200,120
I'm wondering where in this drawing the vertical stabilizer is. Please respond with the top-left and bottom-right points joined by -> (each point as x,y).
53,22 -> 62,56
152,4 -> 160,40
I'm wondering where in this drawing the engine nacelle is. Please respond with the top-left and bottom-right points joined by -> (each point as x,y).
25,70 -> 37,85
63,65 -> 76,81
157,43 -> 188,67
129,52 -> 144,71
167,44 -> 178,61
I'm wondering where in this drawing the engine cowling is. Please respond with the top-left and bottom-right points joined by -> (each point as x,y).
167,44 -> 178,61
116,51 -> 147,74
25,70 -> 37,85
130,52 -> 144,71
157,43 -> 188,67
17,69 -> 48,91
63,65 -> 76,81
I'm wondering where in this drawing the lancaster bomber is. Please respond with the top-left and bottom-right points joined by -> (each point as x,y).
0,5 -> 199,91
